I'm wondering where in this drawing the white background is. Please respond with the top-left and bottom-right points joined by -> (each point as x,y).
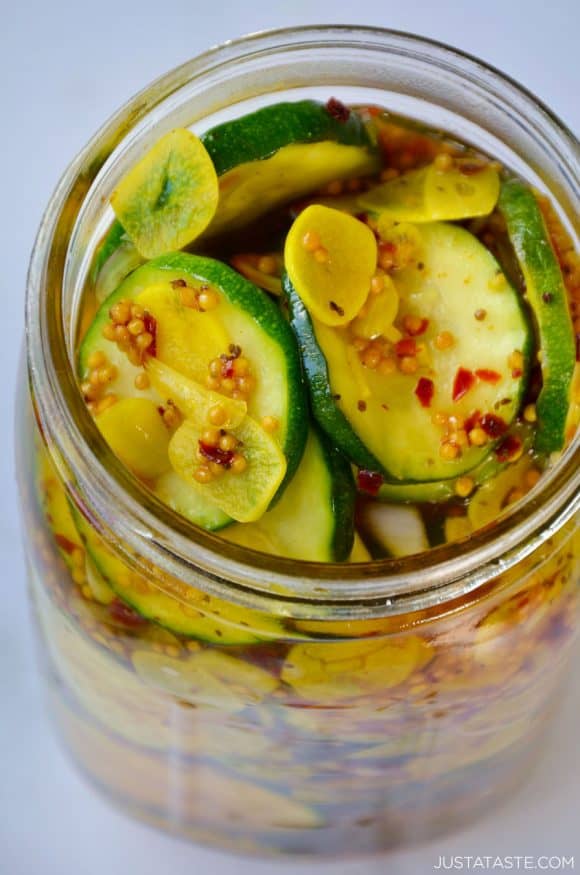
2,2 -> 579,873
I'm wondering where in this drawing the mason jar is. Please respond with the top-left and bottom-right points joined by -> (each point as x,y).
17,26 -> 580,856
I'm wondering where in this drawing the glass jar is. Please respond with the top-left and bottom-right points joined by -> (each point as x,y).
17,26 -> 580,856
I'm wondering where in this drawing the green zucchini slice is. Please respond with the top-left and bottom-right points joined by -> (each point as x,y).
286,222 -> 532,483
222,429 -> 356,562
499,179 -> 576,453
70,505 -> 286,644
79,253 -> 308,521
203,99 -> 379,235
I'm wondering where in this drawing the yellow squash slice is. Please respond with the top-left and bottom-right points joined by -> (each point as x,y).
285,204 -> 377,327
111,128 -> 219,258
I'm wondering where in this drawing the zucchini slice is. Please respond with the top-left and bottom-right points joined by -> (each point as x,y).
376,423 -> 533,503
499,179 -> 576,453
222,429 -> 356,562
79,253 -> 308,513
70,505 -> 286,644
286,222 -> 532,482
203,100 -> 379,236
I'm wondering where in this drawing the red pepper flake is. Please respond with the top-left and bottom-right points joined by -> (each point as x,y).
395,338 -> 417,357
495,434 -> 522,462
55,534 -> 79,554
357,469 -> 384,495
475,368 -> 502,384
415,377 -> 434,408
511,368 -> 524,379
452,367 -> 475,401
357,400 -> 367,412
407,317 -> 430,337
143,312 -> 157,358
199,441 -> 235,468
379,240 -> 396,255
109,598 -> 148,629
326,97 -> 350,123
479,413 -> 508,438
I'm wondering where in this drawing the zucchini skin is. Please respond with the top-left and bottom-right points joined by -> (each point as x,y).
316,429 -> 356,562
283,272 -> 385,475
499,180 -> 576,454
202,100 -> 375,176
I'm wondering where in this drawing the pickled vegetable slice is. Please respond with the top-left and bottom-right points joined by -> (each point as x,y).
285,204 -> 377,326
132,649 -> 278,710
499,179 -> 576,453
71,506 -> 286,642
359,158 -> 500,222
79,254 -> 308,507
111,128 -> 219,258
169,416 -> 287,523
95,398 -> 171,481
135,281 -> 229,384
286,222 -> 532,482
203,99 -> 379,235
281,636 -> 433,703
146,358 -> 246,428
221,429 -> 356,561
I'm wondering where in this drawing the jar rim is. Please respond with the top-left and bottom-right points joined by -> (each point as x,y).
26,24 -> 580,618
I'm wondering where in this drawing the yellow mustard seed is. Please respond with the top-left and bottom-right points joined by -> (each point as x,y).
231,454 -> 248,474
198,289 -> 220,311
399,356 -> 418,375
208,404 -> 227,427
87,350 -> 106,370
455,476 -> 475,497
134,372 -> 150,391
468,427 -> 488,447
434,152 -> 454,172
201,428 -> 220,447
440,441 -> 460,461
435,331 -> 455,350
194,466 -> 213,484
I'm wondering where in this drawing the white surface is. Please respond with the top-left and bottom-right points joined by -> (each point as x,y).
2,1 -> 579,872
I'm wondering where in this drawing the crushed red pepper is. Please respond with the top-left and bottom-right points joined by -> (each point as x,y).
395,338 -> 417,358
326,97 -> 350,123
475,368 -> 502,384
453,368 -> 476,401
479,413 -> 508,438
415,377 -> 434,408
199,441 -> 235,468
495,434 -> 522,462
357,469 -> 384,495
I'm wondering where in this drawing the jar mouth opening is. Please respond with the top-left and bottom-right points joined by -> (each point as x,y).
26,24 -> 580,616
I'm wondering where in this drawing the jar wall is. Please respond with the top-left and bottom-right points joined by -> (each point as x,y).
18,370 -> 580,855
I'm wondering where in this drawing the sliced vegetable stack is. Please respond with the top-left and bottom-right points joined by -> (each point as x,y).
78,98 -> 578,575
